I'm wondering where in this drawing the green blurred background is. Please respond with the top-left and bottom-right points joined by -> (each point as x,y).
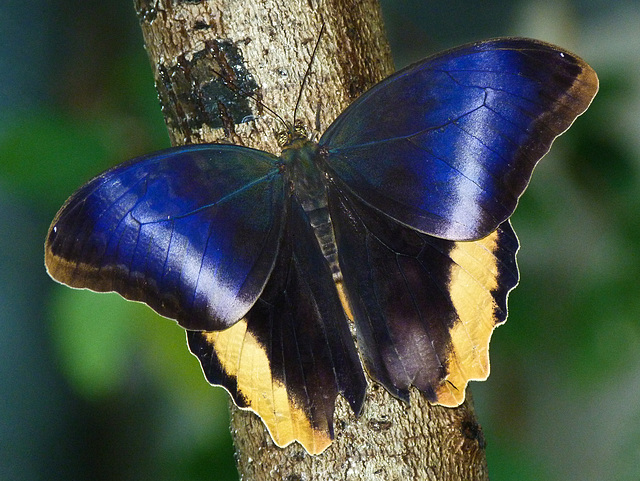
1,1 -> 638,479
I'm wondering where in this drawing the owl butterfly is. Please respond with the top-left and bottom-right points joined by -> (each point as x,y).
45,36 -> 598,454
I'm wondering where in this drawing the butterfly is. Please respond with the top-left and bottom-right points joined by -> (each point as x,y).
45,37 -> 598,454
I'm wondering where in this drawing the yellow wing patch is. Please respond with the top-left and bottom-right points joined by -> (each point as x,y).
200,320 -> 333,454
436,229 -> 506,406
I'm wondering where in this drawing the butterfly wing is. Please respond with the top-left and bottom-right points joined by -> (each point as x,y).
187,198 -> 367,454
328,186 -> 519,406
320,38 -> 598,241
45,144 -> 286,331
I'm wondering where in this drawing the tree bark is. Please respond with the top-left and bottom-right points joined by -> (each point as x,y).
134,1 -> 489,479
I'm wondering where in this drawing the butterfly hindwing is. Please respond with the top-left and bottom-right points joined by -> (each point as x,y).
320,38 -> 598,241
187,198 -> 367,454
328,185 -> 519,406
45,144 -> 286,331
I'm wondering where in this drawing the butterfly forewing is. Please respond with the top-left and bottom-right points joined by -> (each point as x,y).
320,38 -> 598,241
45,144 -> 286,331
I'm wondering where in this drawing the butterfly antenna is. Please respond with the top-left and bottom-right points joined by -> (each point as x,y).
292,22 -> 326,131
250,93 -> 288,130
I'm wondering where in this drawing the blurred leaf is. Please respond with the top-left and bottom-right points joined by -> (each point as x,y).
565,70 -> 639,201
106,46 -> 168,138
568,281 -> 640,386
48,282 -> 238,479
49,287 -> 141,399
486,439 -> 550,481
0,111 -> 116,208
0,42 -> 168,212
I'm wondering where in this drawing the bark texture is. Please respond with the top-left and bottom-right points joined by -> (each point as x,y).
134,1 -> 489,479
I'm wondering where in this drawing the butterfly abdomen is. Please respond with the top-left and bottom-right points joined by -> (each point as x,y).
283,138 -> 342,281
306,206 -> 341,281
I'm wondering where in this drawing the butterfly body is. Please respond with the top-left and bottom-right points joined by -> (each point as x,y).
284,136 -> 351,283
45,38 -> 598,454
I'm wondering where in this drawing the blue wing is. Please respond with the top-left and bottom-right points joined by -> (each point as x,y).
45,144 -> 286,331
320,38 -> 598,240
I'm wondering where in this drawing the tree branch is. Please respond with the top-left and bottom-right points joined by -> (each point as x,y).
134,0 -> 489,479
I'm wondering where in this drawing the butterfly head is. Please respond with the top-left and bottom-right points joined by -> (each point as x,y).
277,119 -> 309,148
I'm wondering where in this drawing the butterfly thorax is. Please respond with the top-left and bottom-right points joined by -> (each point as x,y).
281,137 -> 341,280
281,138 -> 324,210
